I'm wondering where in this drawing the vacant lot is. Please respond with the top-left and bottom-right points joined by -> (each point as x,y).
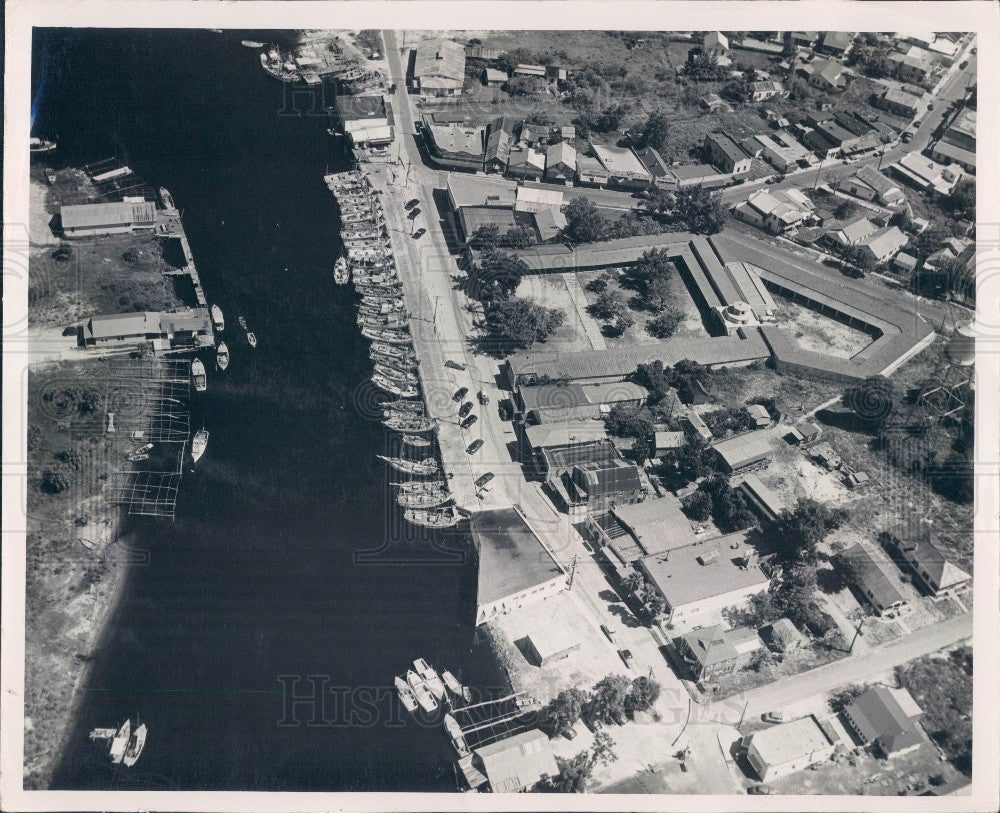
516,273 -> 603,353
773,297 -> 875,359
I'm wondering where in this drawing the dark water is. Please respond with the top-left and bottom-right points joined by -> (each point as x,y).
34,29 -> 505,791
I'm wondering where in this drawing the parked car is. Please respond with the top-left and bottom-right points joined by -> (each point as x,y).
408,207 -> 421,219
477,390 -> 489,405
444,359 -> 468,371
498,401 -> 513,421
475,472 -> 494,489
461,414 -> 478,429
412,228 -> 426,239
600,624 -> 616,642
762,711 -> 784,724
466,439 -> 484,454
452,387 -> 469,402
562,726 -> 577,740
748,785 -> 772,795
458,402 -> 473,418
405,198 -> 419,209
618,649 -> 634,668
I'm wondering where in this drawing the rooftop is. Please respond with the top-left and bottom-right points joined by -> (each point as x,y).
333,95 -> 386,122
748,715 -> 836,766
841,543 -> 907,609
61,200 -> 156,230
844,685 -> 923,753
706,132 -> 749,165
473,509 -> 565,607
474,729 -> 558,793
677,624 -> 761,669
413,38 -> 466,82
458,206 -> 520,238
524,420 -> 609,450
612,495 -> 697,556
592,144 -> 651,178
641,532 -> 769,610
712,430 -> 779,470
447,173 -> 518,209
520,381 -> 649,414
886,524 -> 971,590
429,123 -> 484,157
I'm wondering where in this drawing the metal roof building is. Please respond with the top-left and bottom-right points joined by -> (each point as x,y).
746,715 -> 838,780
61,201 -> 156,238
473,729 -> 559,792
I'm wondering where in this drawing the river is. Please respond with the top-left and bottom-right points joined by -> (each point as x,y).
35,27 -> 505,791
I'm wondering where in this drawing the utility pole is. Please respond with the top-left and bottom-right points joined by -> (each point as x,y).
567,554 -> 578,590
848,617 -> 865,654
738,699 -> 749,726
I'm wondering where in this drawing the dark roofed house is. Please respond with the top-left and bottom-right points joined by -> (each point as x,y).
472,729 -> 559,792
457,206 -> 520,242
674,625 -> 763,681
817,31 -> 855,57
473,508 -> 567,625
704,132 -> 752,175
842,686 -> 925,758
634,146 -> 672,186
840,544 -> 907,615
882,525 -> 971,596
564,459 -> 644,516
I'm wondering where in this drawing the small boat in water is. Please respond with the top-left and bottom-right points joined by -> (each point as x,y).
394,675 -> 419,714
109,719 -> 130,764
127,453 -> 150,462
383,399 -> 424,414
247,332 -> 258,348
373,364 -> 418,384
383,414 -> 436,433
122,723 -> 147,768
216,341 -> 230,370
238,315 -> 248,330
371,342 -> 415,361
442,670 -> 466,700
242,39 -> 265,48
30,136 -> 57,154
191,428 -> 208,463
361,325 -> 412,345
414,659 -> 447,700
396,487 -> 450,509
372,373 -> 418,398
191,358 -> 207,392
395,479 -> 447,493
377,455 -> 438,476
334,257 -> 351,285
372,352 -> 418,371
210,304 -> 224,331
401,434 -> 432,449
405,506 -> 464,529
406,670 -> 438,713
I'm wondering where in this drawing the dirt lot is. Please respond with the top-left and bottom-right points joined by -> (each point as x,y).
774,298 -> 876,359
515,273 -> 603,353
708,364 -> 844,420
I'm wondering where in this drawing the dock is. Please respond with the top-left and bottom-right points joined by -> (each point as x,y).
156,187 -> 208,308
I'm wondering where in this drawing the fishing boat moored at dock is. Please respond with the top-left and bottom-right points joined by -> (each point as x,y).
405,506 -> 464,529
414,659 -> 447,700
377,455 -> 439,476
191,427 -> 208,463
216,341 -> 230,370
394,675 -> 419,714
334,257 -> 351,285
383,414 -> 437,433
210,304 -> 224,331
191,358 -> 207,392
406,670 -> 439,713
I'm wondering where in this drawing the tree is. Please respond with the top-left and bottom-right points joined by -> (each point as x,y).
539,688 -> 589,738
608,310 -> 635,337
40,469 -> 68,494
842,375 -> 896,423
605,404 -> 654,442
642,275 -> 673,313
468,223 -> 503,251
675,187 -> 726,234
647,308 -> 683,339
634,360 -> 673,402
833,201 -> 853,220
545,751 -> 592,792
673,435 -> 710,482
564,197 -> 610,244
589,729 -> 617,768
483,297 -> 564,352
594,103 -> 631,133
945,177 -> 975,220
912,224 -> 950,264
591,289 -> 626,320
636,110 -> 671,152
888,209 -> 912,231
683,489 -> 713,521
471,250 -> 529,303
583,674 -> 632,727
788,78 -> 812,102
625,248 -> 675,293
625,676 -> 661,715
502,225 -> 537,249
644,186 -> 676,216
771,498 -> 849,564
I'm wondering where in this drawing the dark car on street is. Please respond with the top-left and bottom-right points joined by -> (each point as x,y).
477,390 -> 489,405
412,228 -> 426,239
445,360 -> 467,371
461,414 -> 478,429
459,402 -> 473,418
475,472 -> 494,488
452,387 -> 469,402
618,649 -> 634,668
405,198 -> 419,209
466,439 -> 484,454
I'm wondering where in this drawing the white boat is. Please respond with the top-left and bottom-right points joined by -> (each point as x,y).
377,455 -> 438,476
406,670 -> 438,713
191,358 -> 207,392
394,675 -> 419,714
334,257 -> 351,285
405,507 -> 464,529
442,670 -> 465,699
242,40 -> 265,48
414,659 -> 447,700
401,434 -> 432,448
122,723 -> 147,768
30,136 -> 57,154
247,332 -> 258,348
383,414 -> 437,433
372,373 -> 418,398
127,453 -> 150,462
217,341 -> 230,370
109,719 -> 131,764
191,428 -> 208,463
238,315 -> 248,330
210,304 -> 224,331
396,488 -> 451,509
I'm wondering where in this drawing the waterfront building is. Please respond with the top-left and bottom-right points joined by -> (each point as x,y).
473,509 -> 567,625
79,307 -> 214,352
745,716 -> 839,780
521,420 -> 611,478
524,626 -> 581,666
638,532 -> 770,624
553,459 -> 644,517
60,200 -> 156,238
446,173 -> 518,211
470,729 -> 559,792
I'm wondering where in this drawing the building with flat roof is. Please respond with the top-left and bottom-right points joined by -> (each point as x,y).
471,729 -> 559,792
412,38 -> 466,96
639,532 -> 769,624
746,715 -> 839,780
930,107 -> 976,173
456,206 -> 521,242
840,543 -> 908,615
704,132 -> 752,175
447,173 -> 518,211
523,420 -> 610,469
524,625 -> 581,666
666,163 -> 728,189
60,201 -> 156,238
473,509 -> 567,625
80,307 -> 214,352
843,686 -> 924,758
592,144 -> 653,187
517,381 -> 648,423
881,525 -> 971,596
674,624 -> 762,681
606,495 -> 697,557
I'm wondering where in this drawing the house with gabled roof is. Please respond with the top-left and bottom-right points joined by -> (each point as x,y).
471,729 -> 559,791
544,140 -> 577,184
674,625 -> 763,681
827,216 -> 878,247
840,544 -> 908,615
881,525 -> 971,596
855,225 -> 908,263
842,686 -> 925,759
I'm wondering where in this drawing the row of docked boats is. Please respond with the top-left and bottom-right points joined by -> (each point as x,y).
394,658 -> 471,715
326,169 -> 463,530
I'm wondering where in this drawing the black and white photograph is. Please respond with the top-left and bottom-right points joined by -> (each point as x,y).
2,2 -> 998,811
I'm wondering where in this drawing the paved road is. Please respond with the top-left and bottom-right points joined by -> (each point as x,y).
699,611 -> 972,724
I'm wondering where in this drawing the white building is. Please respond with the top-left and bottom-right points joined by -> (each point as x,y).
746,716 -> 839,781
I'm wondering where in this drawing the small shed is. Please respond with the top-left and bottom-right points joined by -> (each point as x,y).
483,68 -> 508,87
747,403 -> 772,428
760,617 -> 806,653
524,625 -> 581,666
